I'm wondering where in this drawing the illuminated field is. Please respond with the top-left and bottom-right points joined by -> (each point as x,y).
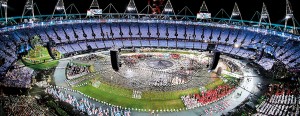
74,81 -> 198,110
22,45 -> 60,70
73,74 -> 231,110
69,50 -> 238,111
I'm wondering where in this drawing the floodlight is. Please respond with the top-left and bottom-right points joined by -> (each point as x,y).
164,8 -> 172,12
285,14 -> 293,19
56,6 -> 64,10
127,7 -> 135,11
234,43 -> 240,48
232,12 -> 240,16
1,3 -> 7,7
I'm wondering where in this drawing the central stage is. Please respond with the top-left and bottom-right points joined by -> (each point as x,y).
147,59 -> 174,69
95,52 -> 216,91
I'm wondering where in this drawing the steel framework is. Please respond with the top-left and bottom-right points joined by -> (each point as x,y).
161,0 -> 176,20
0,0 -> 8,24
51,0 -> 67,20
0,1 -> 298,34
258,3 -> 272,28
123,0 -> 139,19
230,2 -> 243,25
284,0 -> 298,34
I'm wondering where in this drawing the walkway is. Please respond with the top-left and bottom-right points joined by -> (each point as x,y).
53,59 -> 69,88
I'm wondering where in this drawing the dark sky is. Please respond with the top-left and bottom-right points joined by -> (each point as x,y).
5,0 -> 300,24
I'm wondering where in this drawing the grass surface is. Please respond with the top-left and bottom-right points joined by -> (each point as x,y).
222,74 -> 240,86
22,45 -> 60,70
223,74 -> 235,79
22,60 -> 59,70
142,88 -> 199,100
27,46 -> 50,59
74,82 -> 200,110
205,78 -> 224,90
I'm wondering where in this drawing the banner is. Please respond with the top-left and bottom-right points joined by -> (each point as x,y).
87,9 -> 102,16
197,13 -> 211,19
90,9 -> 102,15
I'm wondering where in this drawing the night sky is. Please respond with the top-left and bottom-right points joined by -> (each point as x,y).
4,0 -> 300,24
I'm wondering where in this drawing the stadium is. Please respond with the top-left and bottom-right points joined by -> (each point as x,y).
0,0 -> 299,115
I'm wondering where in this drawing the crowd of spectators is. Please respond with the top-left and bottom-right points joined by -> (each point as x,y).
0,95 -> 52,116
138,48 -> 157,53
46,87 -> 131,116
74,54 -> 102,62
0,39 -> 18,76
181,84 -> 235,109
66,62 -> 90,79
255,58 -> 275,70
0,64 -> 34,88
255,83 -> 299,116
221,58 -> 241,73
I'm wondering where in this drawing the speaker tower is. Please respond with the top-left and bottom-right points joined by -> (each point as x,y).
46,41 -> 56,60
209,51 -> 220,70
110,50 -> 120,71
207,43 -> 216,51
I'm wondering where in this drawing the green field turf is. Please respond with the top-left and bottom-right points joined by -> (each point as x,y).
74,82 -> 200,110
223,74 -> 235,80
204,78 -> 224,90
142,88 -> 199,100
71,50 -> 237,110
22,45 -> 59,70
73,71 -> 232,110
22,60 -> 59,70
26,46 -> 51,59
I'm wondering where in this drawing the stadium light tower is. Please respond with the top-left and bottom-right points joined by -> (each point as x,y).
86,0 -> 101,18
0,0 -> 8,24
284,0 -> 298,34
90,0 -> 100,9
197,1 -> 211,22
139,2 -> 154,18
177,6 -> 194,20
161,0 -> 176,20
258,3 -> 272,28
21,0 -> 34,22
123,0 -> 139,19
230,2 -> 244,25
51,0 -> 67,20
200,1 -> 209,13
213,8 -> 230,24
65,4 -> 81,19
103,3 -> 119,19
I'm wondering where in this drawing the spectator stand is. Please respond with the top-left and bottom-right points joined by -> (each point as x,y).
1,62 -> 34,88
66,62 -> 91,80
